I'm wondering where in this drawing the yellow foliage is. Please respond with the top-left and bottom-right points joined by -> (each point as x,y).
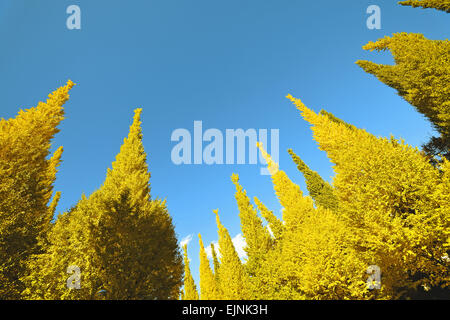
198,234 -> 218,300
22,109 -> 183,300
357,32 -> 450,160
194,93 -> 448,300
214,209 -> 249,299
0,81 -> 74,299
231,174 -> 272,284
182,244 -> 199,300
288,94 -> 449,298
399,0 -> 450,12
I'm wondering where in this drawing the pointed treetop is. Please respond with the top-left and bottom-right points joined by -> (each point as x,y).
288,148 -> 338,211
198,233 -> 218,300
0,80 -> 75,299
182,244 -> 199,300
287,94 -> 324,129
256,142 -> 279,175
213,209 -> 248,299
1,80 -> 75,153
231,173 -> 272,276
104,108 -> 151,203
254,196 -> 283,239
213,209 -> 222,230
47,146 -> 64,181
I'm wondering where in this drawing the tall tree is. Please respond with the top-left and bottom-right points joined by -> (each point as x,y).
356,32 -> 450,161
288,94 -> 449,298
0,80 -> 74,299
182,244 -> 199,300
22,109 -> 183,299
198,234 -> 217,300
231,174 -> 272,278
213,209 -> 249,300
231,174 -> 273,298
210,242 -> 222,295
257,143 -> 367,300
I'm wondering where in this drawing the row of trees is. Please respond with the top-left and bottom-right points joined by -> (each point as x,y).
0,0 -> 448,300
182,1 -> 450,300
0,82 -> 183,299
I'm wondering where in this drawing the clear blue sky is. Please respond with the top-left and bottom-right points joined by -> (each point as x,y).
1,0 -> 448,285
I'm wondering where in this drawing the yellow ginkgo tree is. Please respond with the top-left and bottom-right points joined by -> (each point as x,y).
22,109 -> 183,300
193,1 -> 449,300
0,81 -> 74,299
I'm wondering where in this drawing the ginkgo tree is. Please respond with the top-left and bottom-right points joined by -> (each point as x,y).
22,108 -> 183,300
358,2 -> 450,161
0,81 -> 74,299
0,0 -> 448,301
191,1 -> 449,300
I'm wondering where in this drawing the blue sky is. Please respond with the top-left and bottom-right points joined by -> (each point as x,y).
1,0 -> 448,285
